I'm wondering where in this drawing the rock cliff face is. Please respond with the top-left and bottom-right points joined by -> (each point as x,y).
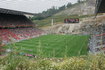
46,23 -> 81,34
55,0 -> 96,16
80,15 -> 105,54
46,15 -> 105,35
81,15 -> 105,35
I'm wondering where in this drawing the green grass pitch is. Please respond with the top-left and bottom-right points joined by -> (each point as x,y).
4,34 -> 90,58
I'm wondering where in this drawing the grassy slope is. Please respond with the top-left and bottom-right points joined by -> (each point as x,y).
33,15 -> 93,27
33,1 -> 94,27
4,34 -> 90,58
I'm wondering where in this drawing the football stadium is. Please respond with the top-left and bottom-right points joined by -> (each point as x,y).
1,0 -> 105,70
0,0 -> 105,58
0,7 -> 90,58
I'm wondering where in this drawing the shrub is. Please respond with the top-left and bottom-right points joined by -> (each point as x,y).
1,54 -> 105,70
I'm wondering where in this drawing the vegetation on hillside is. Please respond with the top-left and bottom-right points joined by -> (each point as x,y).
31,0 -> 86,20
31,3 -> 72,20
31,0 -> 94,27
33,15 -> 93,27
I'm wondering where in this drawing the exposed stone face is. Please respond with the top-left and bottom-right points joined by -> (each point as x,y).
55,0 -> 96,16
87,0 -> 96,6
46,24 -> 81,34
80,15 -> 105,54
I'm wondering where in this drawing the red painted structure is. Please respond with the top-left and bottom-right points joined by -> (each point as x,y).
64,18 -> 79,23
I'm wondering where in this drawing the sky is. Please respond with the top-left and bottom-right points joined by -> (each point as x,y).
0,0 -> 77,13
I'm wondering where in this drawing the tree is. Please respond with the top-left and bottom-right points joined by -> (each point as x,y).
59,5 -> 66,11
78,0 -> 81,3
67,2 -> 72,8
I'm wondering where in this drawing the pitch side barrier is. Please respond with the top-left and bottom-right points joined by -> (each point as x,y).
64,18 -> 79,24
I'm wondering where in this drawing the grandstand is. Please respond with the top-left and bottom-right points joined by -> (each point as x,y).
0,8 -> 45,44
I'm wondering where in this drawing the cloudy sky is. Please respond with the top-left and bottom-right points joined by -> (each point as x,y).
0,0 -> 77,13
